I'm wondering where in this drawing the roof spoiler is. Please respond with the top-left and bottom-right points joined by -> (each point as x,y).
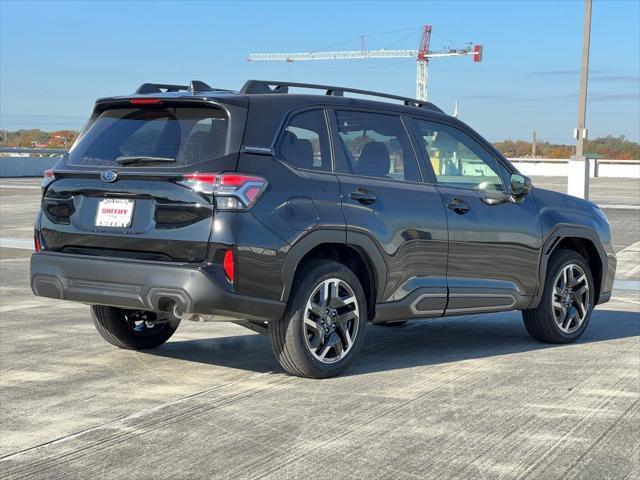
134,80 -> 222,94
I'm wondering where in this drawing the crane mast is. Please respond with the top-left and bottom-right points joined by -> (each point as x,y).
248,25 -> 483,101
416,25 -> 432,100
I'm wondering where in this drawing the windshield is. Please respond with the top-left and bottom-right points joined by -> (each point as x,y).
67,107 -> 229,167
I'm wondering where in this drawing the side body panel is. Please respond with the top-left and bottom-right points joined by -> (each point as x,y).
405,112 -> 544,314
325,107 -> 449,321
236,153 -> 345,300
236,99 -> 349,301
438,185 -> 543,312
338,175 -> 449,320
530,188 -> 616,306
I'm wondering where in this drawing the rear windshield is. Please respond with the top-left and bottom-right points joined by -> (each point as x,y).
67,107 -> 229,167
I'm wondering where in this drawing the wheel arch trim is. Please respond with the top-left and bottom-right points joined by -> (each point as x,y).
531,224 -> 608,308
280,229 -> 387,303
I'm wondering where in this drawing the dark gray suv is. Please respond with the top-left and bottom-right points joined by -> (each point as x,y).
30,80 -> 617,378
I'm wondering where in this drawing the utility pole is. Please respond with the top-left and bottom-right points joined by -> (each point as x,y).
567,0 -> 592,199
532,130 -> 537,157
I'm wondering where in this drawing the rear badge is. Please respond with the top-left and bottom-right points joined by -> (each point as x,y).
101,170 -> 118,183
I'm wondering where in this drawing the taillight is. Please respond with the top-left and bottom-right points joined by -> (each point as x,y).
34,232 -> 42,252
223,249 -> 235,284
178,172 -> 267,211
42,169 -> 55,189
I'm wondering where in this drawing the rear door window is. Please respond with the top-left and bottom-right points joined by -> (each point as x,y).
277,109 -> 331,172
67,107 -> 229,167
333,110 -> 422,182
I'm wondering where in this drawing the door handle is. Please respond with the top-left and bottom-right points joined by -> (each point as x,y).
349,189 -> 377,205
446,198 -> 470,214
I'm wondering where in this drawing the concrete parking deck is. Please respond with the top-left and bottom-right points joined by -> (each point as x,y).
0,177 -> 638,479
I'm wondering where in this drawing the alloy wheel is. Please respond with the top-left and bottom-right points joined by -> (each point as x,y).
303,278 -> 360,364
551,264 -> 590,334
124,310 -> 159,336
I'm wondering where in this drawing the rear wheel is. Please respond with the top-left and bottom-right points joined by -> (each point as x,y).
91,306 -> 180,350
522,249 -> 594,343
270,260 -> 367,378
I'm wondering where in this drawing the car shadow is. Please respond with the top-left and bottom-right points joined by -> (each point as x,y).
147,309 -> 640,376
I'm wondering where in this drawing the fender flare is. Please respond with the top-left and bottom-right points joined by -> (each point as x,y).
280,229 -> 387,303
530,224 -> 608,308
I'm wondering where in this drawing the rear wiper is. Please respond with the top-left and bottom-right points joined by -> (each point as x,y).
115,156 -> 176,165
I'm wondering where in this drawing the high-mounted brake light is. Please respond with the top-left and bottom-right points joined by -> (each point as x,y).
130,98 -> 163,105
178,172 -> 268,211
42,169 -> 55,189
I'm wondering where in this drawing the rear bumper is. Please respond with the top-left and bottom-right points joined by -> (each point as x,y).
30,252 -> 285,322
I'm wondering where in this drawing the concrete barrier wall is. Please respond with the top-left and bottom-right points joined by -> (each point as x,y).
596,162 -> 640,178
510,158 -> 640,178
0,157 -> 61,177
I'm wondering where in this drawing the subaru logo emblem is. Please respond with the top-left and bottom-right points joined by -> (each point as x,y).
100,170 -> 117,183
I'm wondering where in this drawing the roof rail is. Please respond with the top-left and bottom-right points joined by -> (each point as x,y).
239,80 -> 444,112
134,80 -> 217,95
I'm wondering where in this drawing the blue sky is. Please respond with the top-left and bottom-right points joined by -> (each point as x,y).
1,0 -> 639,143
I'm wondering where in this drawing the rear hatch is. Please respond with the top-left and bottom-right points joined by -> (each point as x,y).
39,98 -> 246,262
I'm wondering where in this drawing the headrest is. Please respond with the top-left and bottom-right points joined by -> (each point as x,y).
356,141 -> 390,177
280,131 -> 314,169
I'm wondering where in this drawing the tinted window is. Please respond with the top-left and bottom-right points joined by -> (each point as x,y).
413,119 -> 504,191
68,107 -> 229,167
334,110 -> 421,182
279,109 -> 331,171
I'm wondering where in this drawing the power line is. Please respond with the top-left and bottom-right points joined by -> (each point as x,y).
310,26 -> 421,53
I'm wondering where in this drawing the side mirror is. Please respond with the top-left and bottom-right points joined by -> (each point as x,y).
510,173 -> 532,196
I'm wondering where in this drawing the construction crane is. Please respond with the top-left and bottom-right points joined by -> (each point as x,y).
248,25 -> 483,101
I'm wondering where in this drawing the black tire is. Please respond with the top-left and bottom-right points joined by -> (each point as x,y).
269,260 -> 367,378
522,249 -> 594,344
91,306 -> 180,350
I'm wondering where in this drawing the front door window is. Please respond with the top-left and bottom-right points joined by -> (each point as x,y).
413,119 -> 504,191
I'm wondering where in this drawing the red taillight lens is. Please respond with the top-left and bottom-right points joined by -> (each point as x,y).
34,233 -> 41,252
182,173 -> 218,185
223,249 -> 234,283
130,98 -> 163,105
218,174 -> 260,187
177,172 -> 267,210
42,169 -> 55,189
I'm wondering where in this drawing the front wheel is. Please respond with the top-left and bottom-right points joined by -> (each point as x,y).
269,260 -> 367,378
91,306 -> 180,350
522,249 -> 594,343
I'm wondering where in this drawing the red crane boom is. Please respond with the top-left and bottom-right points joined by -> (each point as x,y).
417,25 -> 432,61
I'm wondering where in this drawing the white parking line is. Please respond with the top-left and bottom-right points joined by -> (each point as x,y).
615,241 -> 640,280
0,299 -> 82,313
613,280 -> 640,291
611,296 -> 640,305
0,185 -> 41,190
599,204 -> 640,210
0,238 -> 33,250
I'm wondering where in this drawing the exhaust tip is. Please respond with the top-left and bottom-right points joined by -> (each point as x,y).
172,303 -> 183,319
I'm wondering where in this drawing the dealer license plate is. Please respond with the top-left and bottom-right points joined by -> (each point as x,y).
95,199 -> 135,228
